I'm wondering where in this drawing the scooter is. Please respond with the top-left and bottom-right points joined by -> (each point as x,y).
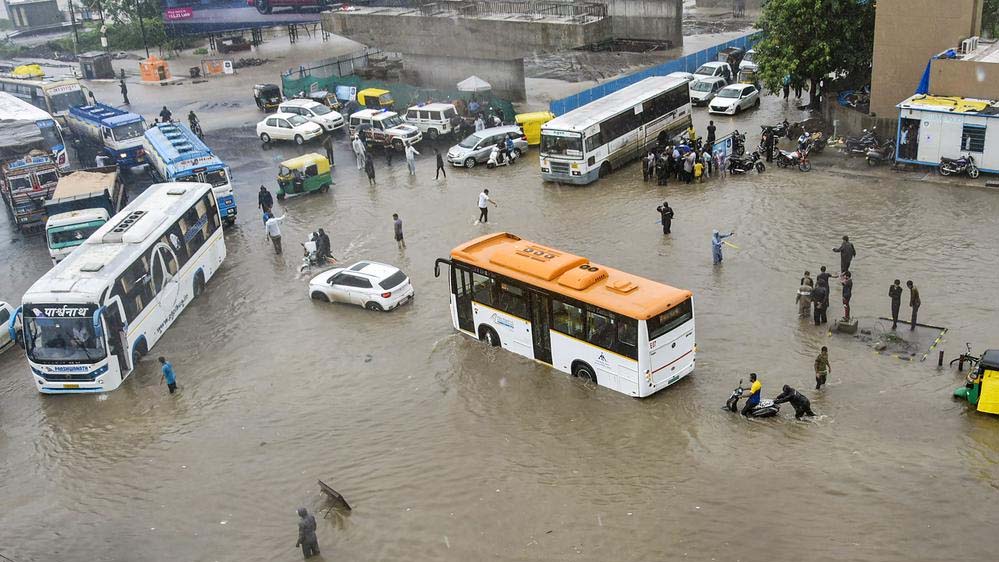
939,154 -> 980,178
865,139 -> 896,167
725,380 -> 780,418
299,239 -> 336,273
728,151 -> 765,174
776,144 -> 811,171
486,145 -> 518,169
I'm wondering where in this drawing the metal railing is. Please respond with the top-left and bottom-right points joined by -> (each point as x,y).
414,0 -> 607,20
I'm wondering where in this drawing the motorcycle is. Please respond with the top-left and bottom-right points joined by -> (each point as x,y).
725,380 -> 780,418
486,145 -> 518,168
730,131 -> 746,157
865,139 -> 896,167
939,154 -> 980,178
763,120 -> 791,140
299,239 -> 336,273
728,151 -> 765,174
843,127 -> 879,155
803,131 -> 827,153
776,144 -> 811,171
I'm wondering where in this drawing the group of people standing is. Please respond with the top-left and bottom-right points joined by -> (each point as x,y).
642,123 -> 723,186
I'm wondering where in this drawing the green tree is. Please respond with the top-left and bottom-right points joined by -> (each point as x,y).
753,0 -> 876,109
983,0 -> 999,39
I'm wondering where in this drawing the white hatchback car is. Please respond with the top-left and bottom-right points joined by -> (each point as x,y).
1,300 -> 21,353
308,261 -> 414,312
256,112 -> 324,145
278,99 -> 345,133
708,84 -> 761,115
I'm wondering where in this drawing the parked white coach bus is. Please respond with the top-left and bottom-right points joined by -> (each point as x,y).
8,182 -> 226,394
435,232 -> 695,398
540,76 -> 692,185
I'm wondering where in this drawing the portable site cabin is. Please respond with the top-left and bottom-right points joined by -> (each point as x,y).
896,94 -> 999,174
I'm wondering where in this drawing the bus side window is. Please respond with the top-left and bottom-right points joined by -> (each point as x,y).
586,309 -> 616,349
616,316 -> 638,359
471,272 -> 493,306
495,281 -> 527,319
552,300 -> 584,339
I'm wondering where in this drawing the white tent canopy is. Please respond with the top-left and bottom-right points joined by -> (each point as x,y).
457,75 -> 492,93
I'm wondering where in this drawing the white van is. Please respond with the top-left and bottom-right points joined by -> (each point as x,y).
404,103 -> 459,139
278,99 -> 345,132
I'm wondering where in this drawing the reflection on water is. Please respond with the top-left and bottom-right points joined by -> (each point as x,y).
0,117 -> 998,562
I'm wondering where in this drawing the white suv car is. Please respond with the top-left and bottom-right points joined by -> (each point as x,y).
279,99 -> 345,132
404,103 -> 459,139
256,112 -> 323,145
308,261 -> 414,312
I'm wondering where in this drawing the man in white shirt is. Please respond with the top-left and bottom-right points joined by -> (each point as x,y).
474,116 -> 485,132
404,143 -> 419,176
264,213 -> 286,254
477,189 -> 497,224
352,135 -> 366,170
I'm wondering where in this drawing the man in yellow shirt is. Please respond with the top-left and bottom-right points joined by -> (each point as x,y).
742,372 -> 762,416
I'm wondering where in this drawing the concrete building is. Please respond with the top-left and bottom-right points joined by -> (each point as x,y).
869,0 -> 985,118
594,0 -> 683,44
3,0 -> 62,30
322,1 -> 612,101
928,39 -> 999,101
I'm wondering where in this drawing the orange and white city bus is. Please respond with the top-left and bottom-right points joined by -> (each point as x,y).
434,233 -> 694,398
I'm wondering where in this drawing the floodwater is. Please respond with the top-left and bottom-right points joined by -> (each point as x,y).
2,98 -> 998,562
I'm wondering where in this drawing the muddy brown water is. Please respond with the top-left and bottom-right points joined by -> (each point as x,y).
1,100 -> 998,562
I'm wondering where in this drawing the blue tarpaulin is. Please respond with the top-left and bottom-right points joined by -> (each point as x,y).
916,60 -> 932,94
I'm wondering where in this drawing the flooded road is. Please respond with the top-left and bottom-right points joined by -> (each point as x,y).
1,99 -> 998,562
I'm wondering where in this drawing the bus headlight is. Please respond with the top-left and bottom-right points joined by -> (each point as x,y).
541,167 -> 549,173
572,171 -> 580,176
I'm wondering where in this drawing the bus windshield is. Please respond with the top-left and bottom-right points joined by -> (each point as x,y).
49,88 -> 87,113
23,304 -> 106,363
112,121 -> 145,141
48,220 -> 106,249
540,133 -> 583,159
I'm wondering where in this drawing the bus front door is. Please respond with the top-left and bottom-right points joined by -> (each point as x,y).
529,291 -> 552,364
453,267 -> 474,333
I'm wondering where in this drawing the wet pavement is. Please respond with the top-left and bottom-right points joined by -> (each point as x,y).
2,79 -> 999,562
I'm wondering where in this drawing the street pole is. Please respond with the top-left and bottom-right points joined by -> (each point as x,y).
69,1 -> 80,52
133,0 -> 150,59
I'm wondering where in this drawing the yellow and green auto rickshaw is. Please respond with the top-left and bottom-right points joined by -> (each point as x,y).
277,154 -> 332,200
356,88 -> 394,110
515,111 -> 554,145
954,349 -> 999,415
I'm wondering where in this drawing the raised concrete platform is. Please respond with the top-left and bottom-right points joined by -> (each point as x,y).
322,2 -> 612,101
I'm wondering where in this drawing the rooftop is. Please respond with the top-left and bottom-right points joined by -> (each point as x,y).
963,39 -> 999,64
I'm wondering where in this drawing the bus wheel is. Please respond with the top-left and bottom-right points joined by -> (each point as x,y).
598,162 -> 612,178
572,362 -> 597,383
479,326 -> 500,347
193,272 -> 206,298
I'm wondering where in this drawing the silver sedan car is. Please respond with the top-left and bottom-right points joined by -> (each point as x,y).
447,125 -> 529,168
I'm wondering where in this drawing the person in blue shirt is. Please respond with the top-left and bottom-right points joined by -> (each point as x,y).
504,136 -> 515,160
159,356 -> 177,394
741,372 -> 762,416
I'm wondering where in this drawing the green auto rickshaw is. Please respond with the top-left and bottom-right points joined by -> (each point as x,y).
277,153 -> 332,200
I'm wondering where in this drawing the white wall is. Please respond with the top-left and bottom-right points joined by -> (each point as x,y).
910,109 -> 998,173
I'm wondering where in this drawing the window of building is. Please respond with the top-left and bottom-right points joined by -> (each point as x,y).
961,125 -> 986,153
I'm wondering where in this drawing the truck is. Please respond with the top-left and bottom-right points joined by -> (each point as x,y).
66,103 -> 147,168
43,166 -> 126,263
1,151 -> 60,232
142,122 -> 237,225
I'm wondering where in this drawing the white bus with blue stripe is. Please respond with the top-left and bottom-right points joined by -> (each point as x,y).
67,103 -> 147,168
143,122 -> 238,225
9,183 -> 226,394
540,76 -> 692,185
0,92 -> 69,170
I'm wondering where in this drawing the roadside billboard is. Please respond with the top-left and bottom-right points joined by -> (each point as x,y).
163,0 -> 332,34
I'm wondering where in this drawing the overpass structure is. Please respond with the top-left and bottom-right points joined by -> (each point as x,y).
321,1 -> 628,101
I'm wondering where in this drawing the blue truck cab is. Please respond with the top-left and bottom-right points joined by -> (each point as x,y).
66,104 -> 147,168
142,122 -> 237,225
